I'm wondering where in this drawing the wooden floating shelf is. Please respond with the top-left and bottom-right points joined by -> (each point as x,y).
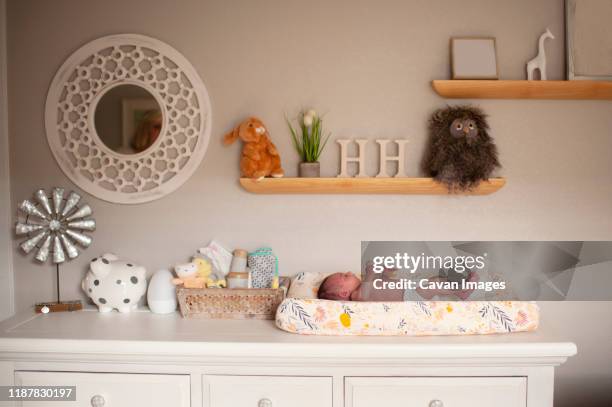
432,80 -> 612,100
239,177 -> 506,195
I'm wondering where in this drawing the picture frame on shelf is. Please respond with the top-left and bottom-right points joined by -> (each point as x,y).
450,37 -> 499,80
566,0 -> 612,80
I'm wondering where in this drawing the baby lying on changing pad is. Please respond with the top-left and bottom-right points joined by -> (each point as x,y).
318,270 -> 478,301
317,271 -> 404,301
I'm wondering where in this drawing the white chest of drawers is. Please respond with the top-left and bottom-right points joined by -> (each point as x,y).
0,310 -> 575,407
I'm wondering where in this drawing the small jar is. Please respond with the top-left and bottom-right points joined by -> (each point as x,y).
229,249 -> 248,273
227,271 -> 249,289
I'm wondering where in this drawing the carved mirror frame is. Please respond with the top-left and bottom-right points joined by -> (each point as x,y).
45,34 -> 211,204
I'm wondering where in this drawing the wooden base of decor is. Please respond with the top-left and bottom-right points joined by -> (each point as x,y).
35,300 -> 83,313
239,177 -> 505,195
176,277 -> 290,319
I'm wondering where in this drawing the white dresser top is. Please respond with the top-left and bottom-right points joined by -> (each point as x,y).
0,309 -> 576,366
0,310 -> 576,360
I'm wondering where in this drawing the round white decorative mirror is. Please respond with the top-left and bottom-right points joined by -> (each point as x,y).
45,34 -> 211,204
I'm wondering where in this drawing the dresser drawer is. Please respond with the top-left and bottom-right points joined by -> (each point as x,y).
345,377 -> 526,407
14,371 -> 190,407
203,375 -> 332,407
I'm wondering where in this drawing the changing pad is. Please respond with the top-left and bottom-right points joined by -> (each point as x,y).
275,298 -> 539,336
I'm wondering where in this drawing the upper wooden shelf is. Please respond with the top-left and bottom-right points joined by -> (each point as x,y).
239,177 -> 505,195
432,80 -> 612,100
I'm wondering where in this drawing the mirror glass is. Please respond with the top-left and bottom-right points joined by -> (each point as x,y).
94,84 -> 163,155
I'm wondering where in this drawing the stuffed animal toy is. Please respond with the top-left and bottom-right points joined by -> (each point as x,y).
223,117 -> 284,180
173,261 -> 207,289
422,105 -> 500,191
172,256 -> 226,289
193,257 -> 226,288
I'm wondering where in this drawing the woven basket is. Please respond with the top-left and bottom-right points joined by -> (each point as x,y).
176,277 -> 290,319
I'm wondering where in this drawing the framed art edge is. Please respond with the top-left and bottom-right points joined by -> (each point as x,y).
565,0 -> 612,81
0,0 -> 15,320
565,0 -> 574,80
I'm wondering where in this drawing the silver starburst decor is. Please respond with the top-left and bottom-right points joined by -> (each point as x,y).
15,188 -> 96,263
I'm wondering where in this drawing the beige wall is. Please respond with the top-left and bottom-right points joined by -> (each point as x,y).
5,0 -> 612,405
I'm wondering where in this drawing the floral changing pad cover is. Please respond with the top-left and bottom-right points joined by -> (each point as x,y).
275,298 -> 539,336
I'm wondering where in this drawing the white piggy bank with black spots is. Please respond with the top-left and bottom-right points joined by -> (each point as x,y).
82,253 -> 147,313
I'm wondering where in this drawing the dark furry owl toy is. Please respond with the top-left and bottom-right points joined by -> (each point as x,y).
422,105 -> 500,191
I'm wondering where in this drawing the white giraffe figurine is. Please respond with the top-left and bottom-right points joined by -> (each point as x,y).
527,28 -> 555,80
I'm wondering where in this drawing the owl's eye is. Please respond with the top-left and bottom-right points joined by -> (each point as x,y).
468,123 -> 474,130
456,123 -> 463,130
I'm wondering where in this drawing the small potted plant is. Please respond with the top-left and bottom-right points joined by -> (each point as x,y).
286,109 -> 331,177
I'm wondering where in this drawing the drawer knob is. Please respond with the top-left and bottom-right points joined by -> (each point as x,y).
91,395 -> 105,407
258,398 -> 273,407
429,400 -> 443,407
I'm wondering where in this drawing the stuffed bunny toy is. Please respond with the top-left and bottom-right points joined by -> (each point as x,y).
223,117 -> 284,180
